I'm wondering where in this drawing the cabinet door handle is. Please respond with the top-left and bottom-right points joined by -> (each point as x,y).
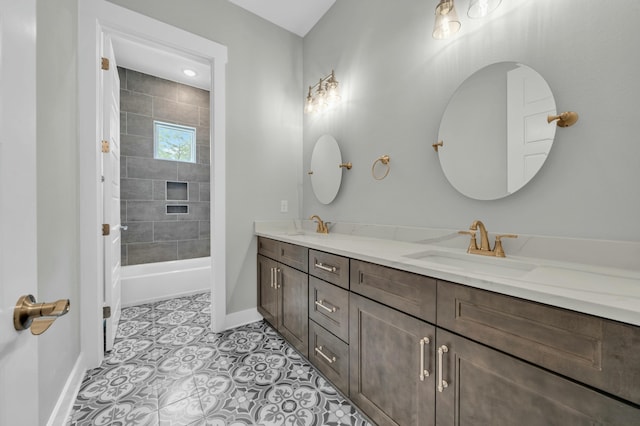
315,346 -> 336,364
437,345 -> 449,392
420,337 -> 430,381
315,300 -> 337,313
315,262 -> 337,273
270,267 -> 275,288
276,268 -> 281,289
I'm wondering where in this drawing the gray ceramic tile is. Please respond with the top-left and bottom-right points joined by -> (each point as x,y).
178,162 -> 210,183
196,126 -> 210,145
126,113 -> 153,138
197,145 -> 210,165
189,182 -> 200,202
120,157 -> 127,178
121,244 -> 127,267
200,183 -> 210,202
153,180 -> 166,200
199,221 -> 210,239
117,66 -> 126,89
153,97 -> 199,126
199,107 -> 210,127
121,89 -> 153,116
127,242 -> 177,265
126,68 -> 177,100
122,222 -> 153,244
177,202 -> 210,221
121,134 -> 154,158
127,201 -> 175,222
121,178 -> 153,201
127,157 -> 178,181
178,239 -> 210,259
121,201 -> 127,222
177,84 -> 210,109
154,221 -> 199,242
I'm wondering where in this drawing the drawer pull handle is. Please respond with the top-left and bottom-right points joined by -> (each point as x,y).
315,262 -> 337,273
315,300 -> 337,313
315,346 -> 336,364
420,337 -> 430,381
437,345 -> 449,393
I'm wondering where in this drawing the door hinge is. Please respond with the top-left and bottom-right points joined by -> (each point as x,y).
102,223 -> 110,236
101,57 -> 110,71
103,306 -> 111,319
101,140 -> 110,153
101,175 -> 105,183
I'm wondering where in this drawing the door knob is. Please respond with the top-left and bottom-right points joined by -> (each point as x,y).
14,294 -> 70,335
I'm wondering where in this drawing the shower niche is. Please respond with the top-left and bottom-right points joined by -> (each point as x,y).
166,181 -> 189,214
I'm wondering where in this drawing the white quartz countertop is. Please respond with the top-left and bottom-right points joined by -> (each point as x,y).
255,221 -> 640,327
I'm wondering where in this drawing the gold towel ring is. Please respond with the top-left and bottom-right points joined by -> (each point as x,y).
372,155 -> 390,180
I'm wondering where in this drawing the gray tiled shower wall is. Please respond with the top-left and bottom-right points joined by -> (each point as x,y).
119,67 -> 211,265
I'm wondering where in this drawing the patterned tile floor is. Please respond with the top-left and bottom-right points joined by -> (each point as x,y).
67,292 -> 373,426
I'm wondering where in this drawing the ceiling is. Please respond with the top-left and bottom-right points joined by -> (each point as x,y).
227,0 -> 336,37
112,1 -> 335,90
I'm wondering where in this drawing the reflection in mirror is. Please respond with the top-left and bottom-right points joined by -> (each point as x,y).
310,134 -> 343,204
437,62 -> 557,200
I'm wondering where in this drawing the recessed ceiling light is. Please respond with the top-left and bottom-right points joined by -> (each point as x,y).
183,69 -> 197,77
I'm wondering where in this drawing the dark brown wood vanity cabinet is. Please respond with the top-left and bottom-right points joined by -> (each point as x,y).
257,237 -> 309,356
307,250 -> 351,395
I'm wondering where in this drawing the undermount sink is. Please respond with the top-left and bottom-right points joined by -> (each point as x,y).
403,250 -> 537,278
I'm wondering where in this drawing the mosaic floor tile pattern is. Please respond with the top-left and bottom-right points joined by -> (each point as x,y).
67,292 -> 373,426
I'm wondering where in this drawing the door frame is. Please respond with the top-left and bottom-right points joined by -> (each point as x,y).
78,0 -> 227,368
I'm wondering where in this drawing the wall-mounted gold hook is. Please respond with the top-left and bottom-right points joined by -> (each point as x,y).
339,162 -> 352,170
432,141 -> 444,152
14,294 -> 70,335
547,111 -> 579,127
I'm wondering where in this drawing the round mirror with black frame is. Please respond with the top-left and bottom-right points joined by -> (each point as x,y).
437,62 -> 557,200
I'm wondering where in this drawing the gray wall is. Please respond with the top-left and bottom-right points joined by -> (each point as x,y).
119,67 -> 211,266
36,0 -> 80,423
303,0 -> 640,241
108,0 -> 303,313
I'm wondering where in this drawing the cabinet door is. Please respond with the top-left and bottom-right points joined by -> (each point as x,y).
257,254 -> 278,327
278,263 -> 309,357
350,293 -> 435,426
435,328 -> 640,426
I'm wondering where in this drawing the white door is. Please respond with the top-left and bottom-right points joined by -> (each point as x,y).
102,36 -> 122,352
0,1 -> 40,425
506,65 -> 556,194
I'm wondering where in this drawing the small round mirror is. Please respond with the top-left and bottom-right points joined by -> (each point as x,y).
437,62 -> 557,200
310,134 -> 343,204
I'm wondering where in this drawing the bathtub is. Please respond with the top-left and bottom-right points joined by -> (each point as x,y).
121,257 -> 211,306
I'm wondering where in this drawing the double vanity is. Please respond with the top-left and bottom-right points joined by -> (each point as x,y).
256,220 -> 640,425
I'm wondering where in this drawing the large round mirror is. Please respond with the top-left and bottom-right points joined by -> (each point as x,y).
310,134 -> 343,204
437,62 -> 557,200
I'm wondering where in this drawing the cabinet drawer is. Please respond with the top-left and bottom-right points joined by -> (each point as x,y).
309,250 -> 349,289
309,276 -> 349,342
350,259 -> 436,323
257,237 -> 279,260
280,241 -> 308,272
309,320 -> 349,396
437,281 -> 640,405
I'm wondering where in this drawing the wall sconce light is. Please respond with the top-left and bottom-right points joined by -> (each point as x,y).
467,0 -> 502,18
304,70 -> 341,114
432,0 -> 461,39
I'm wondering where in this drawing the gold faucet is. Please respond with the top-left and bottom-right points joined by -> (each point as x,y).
310,215 -> 329,234
458,220 -> 517,257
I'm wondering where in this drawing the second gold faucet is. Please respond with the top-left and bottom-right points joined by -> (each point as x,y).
459,220 -> 517,257
310,215 -> 329,234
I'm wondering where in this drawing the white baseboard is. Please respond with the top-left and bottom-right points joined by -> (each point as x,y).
225,308 -> 263,330
47,353 -> 86,426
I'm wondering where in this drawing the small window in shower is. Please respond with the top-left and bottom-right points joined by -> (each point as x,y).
154,121 -> 196,163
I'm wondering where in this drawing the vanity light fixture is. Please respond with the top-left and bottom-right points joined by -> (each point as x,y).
432,0 -> 461,39
304,70 -> 341,114
467,0 -> 502,19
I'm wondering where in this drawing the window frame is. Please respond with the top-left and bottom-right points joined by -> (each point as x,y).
153,120 -> 197,163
